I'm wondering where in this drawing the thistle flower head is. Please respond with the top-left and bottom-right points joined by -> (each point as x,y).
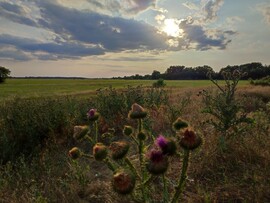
179,128 -> 202,150
112,169 -> 136,195
156,135 -> 167,149
73,125 -> 89,140
123,125 -> 133,136
173,117 -> 188,131
156,135 -> 177,156
87,108 -> 99,121
93,143 -> 108,161
128,103 -> 147,119
146,149 -> 168,175
137,131 -> 147,140
68,147 -> 81,159
110,141 -> 130,160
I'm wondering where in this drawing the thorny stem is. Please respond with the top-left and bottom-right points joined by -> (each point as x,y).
163,173 -> 169,203
138,118 -> 148,202
125,157 -> 141,180
94,121 -> 98,143
170,149 -> 190,203
104,158 -> 116,172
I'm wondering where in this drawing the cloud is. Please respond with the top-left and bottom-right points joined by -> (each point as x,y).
0,34 -> 105,60
0,47 -> 32,61
179,18 -> 235,50
182,2 -> 199,10
37,1 -> 168,51
203,0 -> 224,22
86,0 -> 156,15
0,1 -> 38,27
0,0 -> 236,61
257,3 -> 270,25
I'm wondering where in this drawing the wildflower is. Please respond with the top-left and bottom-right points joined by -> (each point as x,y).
93,143 -> 108,161
123,125 -> 133,136
179,128 -> 202,150
156,135 -> 177,155
68,147 -> 81,159
173,118 -> 188,131
73,125 -> 89,140
110,141 -> 130,160
146,149 -> 168,175
87,108 -> 99,121
128,103 -> 147,119
112,169 -> 136,194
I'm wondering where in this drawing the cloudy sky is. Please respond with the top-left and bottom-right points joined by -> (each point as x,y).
0,0 -> 269,77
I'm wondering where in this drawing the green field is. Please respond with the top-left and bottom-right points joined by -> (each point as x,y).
0,78 -> 249,100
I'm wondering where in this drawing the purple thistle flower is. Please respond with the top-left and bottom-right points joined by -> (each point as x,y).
149,149 -> 164,162
87,109 -> 96,118
156,135 -> 168,150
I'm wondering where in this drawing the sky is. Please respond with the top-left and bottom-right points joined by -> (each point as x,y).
0,0 -> 270,78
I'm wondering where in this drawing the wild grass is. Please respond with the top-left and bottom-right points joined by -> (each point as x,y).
0,78 -> 249,100
0,81 -> 269,202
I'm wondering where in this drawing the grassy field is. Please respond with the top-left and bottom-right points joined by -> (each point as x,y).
0,78 -> 249,100
1,78 -> 269,202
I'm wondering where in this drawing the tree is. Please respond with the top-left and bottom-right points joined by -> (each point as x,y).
151,70 -> 161,79
0,66 -> 11,83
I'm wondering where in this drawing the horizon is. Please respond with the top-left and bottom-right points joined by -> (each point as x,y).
0,0 -> 270,78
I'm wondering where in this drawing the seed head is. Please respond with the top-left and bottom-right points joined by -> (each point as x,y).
123,125 -> 133,136
68,147 -> 81,159
73,125 -> 89,140
110,141 -> 130,160
128,103 -> 147,119
173,118 -> 188,131
93,143 -> 108,161
179,128 -> 202,150
112,169 -> 136,194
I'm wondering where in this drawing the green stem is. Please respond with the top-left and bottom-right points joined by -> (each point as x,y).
104,158 -> 116,172
85,135 -> 94,145
81,154 -> 94,159
163,173 -> 169,203
138,118 -> 148,202
125,157 -> 141,180
94,121 -> 98,143
170,150 -> 190,203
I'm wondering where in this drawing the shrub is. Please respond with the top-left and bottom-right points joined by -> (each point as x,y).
0,96 -> 90,163
250,75 -> 270,86
153,78 -> 166,88
199,71 -> 253,146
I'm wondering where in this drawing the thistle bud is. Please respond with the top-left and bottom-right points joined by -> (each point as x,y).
110,141 -> 130,160
179,128 -> 202,150
173,118 -> 188,131
146,149 -> 168,175
112,169 -> 136,194
137,131 -> 147,141
123,125 -> 133,136
156,135 -> 177,156
68,147 -> 81,159
93,143 -> 108,161
73,125 -> 89,140
128,103 -> 147,119
87,109 -> 99,121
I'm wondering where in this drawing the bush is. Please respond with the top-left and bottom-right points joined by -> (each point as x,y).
153,78 -> 166,88
0,96 -> 90,163
0,66 -> 10,83
250,76 -> 270,86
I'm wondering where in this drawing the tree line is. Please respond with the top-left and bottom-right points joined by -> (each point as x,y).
114,62 -> 270,80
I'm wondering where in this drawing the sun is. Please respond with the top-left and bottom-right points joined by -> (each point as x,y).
162,19 -> 181,37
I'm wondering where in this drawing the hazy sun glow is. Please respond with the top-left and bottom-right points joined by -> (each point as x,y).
162,18 -> 181,37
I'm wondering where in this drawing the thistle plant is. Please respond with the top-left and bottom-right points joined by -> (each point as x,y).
68,103 -> 202,203
199,70 -> 254,144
